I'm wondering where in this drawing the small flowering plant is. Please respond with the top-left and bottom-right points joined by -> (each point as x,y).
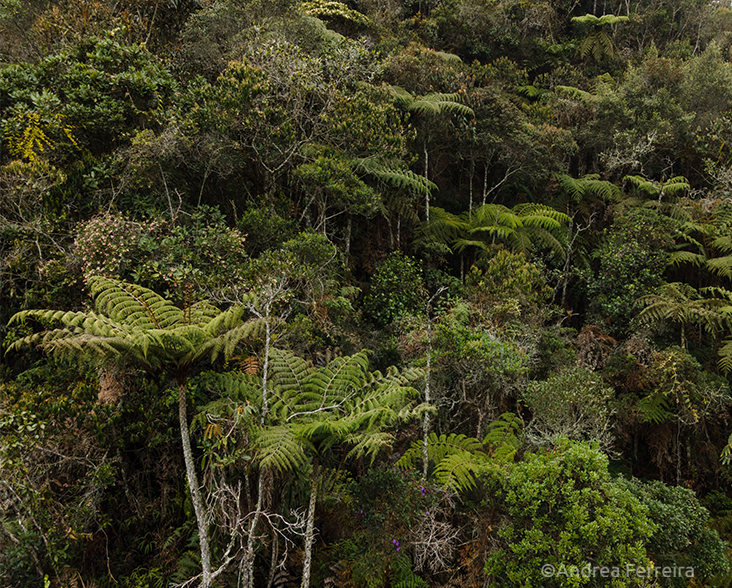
340,466 -> 446,584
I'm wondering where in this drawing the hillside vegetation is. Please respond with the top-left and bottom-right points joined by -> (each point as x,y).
3,0 -> 732,586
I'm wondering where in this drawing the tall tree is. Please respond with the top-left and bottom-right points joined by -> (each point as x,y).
390,87 -> 474,221
7,277 -> 263,588
260,348 -> 423,588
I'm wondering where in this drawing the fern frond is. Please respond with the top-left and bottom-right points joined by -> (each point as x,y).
668,250 -> 705,267
555,86 -> 593,102
433,452 -> 485,491
484,412 -> 522,462
636,393 -> 673,424
344,431 -> 394,463
396,432 -> 484,471
352,158 -> 437,196
706,256 -> 732,280
90,276 -> 183,329
718,340 -> 732,374
256,425 -> 311,472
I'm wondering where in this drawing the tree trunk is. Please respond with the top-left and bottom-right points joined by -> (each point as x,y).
243,469 -> 265,588
423,313 -> 432,478
424,137 -> 430,222
178,380 -> 212,588
301,468 -> 319,588
482,161 -> 488,206
423,288 -> 445,477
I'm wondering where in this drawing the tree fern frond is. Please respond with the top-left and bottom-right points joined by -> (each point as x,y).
712,236 -> 732,254
256,425 -> 311,472
268,348 -> 314,420
555,86 -> 593,102
344,431 -> 394,463
719,340 -> 732,374
433,452 -> 485,491
484,412 -> 522,462
89,276 -> 182,329
396,432 -> 484,471
706,256 -> 732,280
636,393 -> 673,424
352,158 -> 437,196
668,250 -> 705,268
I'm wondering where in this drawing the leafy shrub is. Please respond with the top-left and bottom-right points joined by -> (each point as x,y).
484,439 -> 655,587
617,477 -> 730,583
364,252 -> 425,327
522,366 -> 615,451
586,208 -> 675,335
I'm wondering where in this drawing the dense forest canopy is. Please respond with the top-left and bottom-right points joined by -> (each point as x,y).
4,0 -> 732,586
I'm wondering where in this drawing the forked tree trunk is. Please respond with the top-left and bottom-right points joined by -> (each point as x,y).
178,380 -> 212,588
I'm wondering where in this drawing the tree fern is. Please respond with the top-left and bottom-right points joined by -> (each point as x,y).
388,87 -> 474,118
483,412 -> 522,462
397,432 -> 488,492
352,158 -> 437,197
555,86 -> 593,102
636,282 -> 727,347
7,277 -> 263,588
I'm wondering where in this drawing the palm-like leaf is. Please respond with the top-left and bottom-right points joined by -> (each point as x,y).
637,282 -> 728,347
352,158 -> 437,197
397,432 -> 489,492
468,203 -> 569,258
9,276 -> 260,372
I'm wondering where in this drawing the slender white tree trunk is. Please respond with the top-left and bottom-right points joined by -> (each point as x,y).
243,471 -> 265,588
300,469 -> 319,588
424,138 -> 430,222
423,288 -> 445,477
178,381 -> 212,588
423,319 -> 432,478
243,312 -> 273,587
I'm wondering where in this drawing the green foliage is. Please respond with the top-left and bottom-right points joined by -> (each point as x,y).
299,0 -> 370,26
484,440 -> 655,587
73,206 -> 249,303
433,316 -> 529,402
618,477 -> 730,582
587,208 -> 676,334
7,277 -> 262,372
465,249 -> 552,320
0,32 -> 176,158
0,361 -> 137,586
335,467 -> 448,588
639,347 -> 730,426
364,252 -> 425,327
523,367 -> 615,451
